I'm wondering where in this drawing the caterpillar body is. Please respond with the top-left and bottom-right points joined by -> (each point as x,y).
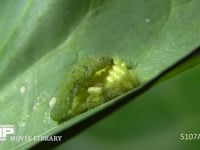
50,56 -> 139,123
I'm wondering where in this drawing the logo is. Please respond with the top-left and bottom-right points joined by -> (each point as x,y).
0,125 -> 14,141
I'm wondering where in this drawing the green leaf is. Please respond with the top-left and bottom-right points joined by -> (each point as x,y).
0,0 -> 199,149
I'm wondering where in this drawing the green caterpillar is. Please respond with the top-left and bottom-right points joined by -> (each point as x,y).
50,56 -> 139,123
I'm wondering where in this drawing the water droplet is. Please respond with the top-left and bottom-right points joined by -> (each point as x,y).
49,97 -> 56,108
18,121 -> 26,127
43,112 -> 51,124
36,96 -> 41,100
145,18 -> 150,23
19,86 -> 26,94
32,102 -> 40,111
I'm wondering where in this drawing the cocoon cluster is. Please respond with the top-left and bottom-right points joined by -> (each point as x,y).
50,56 -> 139,123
